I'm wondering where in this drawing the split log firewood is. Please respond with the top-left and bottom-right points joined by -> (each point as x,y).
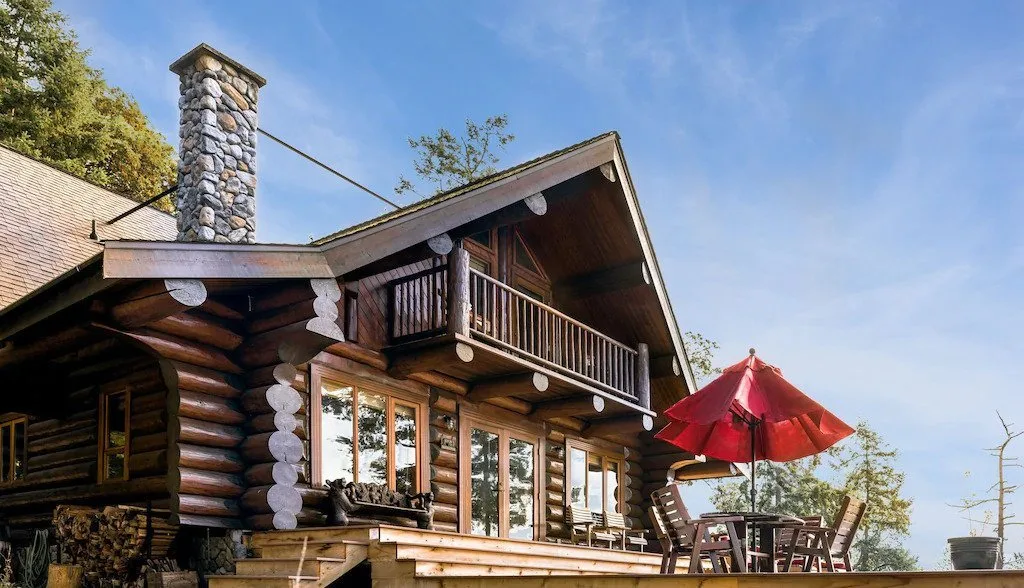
53,504 -> 180,588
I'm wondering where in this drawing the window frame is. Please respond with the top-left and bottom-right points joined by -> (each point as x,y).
464,229 -> 498,278
458,407 -> 544,540
0,416 -> 27,487
98,389 -> 131,483
309,366 -> 429,493
565,439 -> 624,514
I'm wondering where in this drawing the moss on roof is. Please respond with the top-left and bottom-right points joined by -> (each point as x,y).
311,131 -> 618,246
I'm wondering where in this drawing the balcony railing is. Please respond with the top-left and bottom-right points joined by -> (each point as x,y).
386,250 -> 651,408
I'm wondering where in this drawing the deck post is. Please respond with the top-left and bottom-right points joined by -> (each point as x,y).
448,245 -> 471,337
636,343 -> 651,409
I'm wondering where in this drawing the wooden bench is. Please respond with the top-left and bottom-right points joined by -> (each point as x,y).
598,511 -> 649,552
325,479 -> 434,530
567,505 -> 615,547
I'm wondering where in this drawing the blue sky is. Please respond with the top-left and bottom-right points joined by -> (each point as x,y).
57,0 -> 1024,568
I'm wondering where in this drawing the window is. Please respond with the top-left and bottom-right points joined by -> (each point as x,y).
99,391 -> 130,482
0,417 -> 26,486
460,415 -> 540,540
464,229 -> 498,278
311,371 -> 424,493
567,441 -> 623,513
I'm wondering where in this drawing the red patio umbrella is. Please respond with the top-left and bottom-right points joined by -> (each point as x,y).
655,349 -> 854,509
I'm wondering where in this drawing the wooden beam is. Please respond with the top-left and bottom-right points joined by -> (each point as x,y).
523,192 -> 547,215
447,247 -> 471,336
387,342 -> 474,379
584,414 -> 654,439
599,162 -> 616,182
650,354 -> 681,379
466,372 -> 548,402
530,394 -> 604,421
553,261 -> 651,299
636,343 -> 651,410
109,279 -> 207,328
343,233 -> 453,281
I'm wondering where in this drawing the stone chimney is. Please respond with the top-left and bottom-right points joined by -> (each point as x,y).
170,44 -> 266,243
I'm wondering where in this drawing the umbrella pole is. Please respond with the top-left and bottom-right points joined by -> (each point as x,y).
750,420 -> 757,511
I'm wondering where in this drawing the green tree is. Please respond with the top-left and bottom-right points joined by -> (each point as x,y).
0,0 -> 175,210
395,115 -> 515,197
684,331 -> 721,383
710,421 -> 918,571
838,422 -> 916,571
710,454 -> 843,517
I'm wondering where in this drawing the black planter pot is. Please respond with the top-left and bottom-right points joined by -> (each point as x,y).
948,536 -> 1001,570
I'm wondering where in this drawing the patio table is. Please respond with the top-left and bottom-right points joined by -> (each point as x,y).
701,511 -> 804,572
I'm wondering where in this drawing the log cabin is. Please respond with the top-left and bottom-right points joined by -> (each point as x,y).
0,44 -> 745,579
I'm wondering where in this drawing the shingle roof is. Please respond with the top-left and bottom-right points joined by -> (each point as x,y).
0,145 -> 176,309
311,131 -> 618,245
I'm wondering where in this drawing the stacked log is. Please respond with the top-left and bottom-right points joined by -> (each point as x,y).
238,278 -> 346,530
544,429 -> 568,541
428,389 -> 458,532
53,505 -> 179,587
147,312 -> 247,530
0,341 -> 172,526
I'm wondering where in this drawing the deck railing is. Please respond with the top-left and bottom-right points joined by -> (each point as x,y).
466,269 -> 640,402
386,249 -> 650,406
387,265 -> 448,344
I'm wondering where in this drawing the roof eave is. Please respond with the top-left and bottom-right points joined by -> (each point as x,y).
319,134 -> 620,276
102,241 -> 334,279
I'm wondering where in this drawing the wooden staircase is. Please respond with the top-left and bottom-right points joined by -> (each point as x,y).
207,535 -> 369,588
207,525 -> 663,587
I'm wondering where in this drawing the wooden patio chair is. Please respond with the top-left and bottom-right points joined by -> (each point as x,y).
649,484 -> 747,574
778,495 -> 867,572
599,510 -> 649,551
774,515 -> 822,571
566,504 -> 615,548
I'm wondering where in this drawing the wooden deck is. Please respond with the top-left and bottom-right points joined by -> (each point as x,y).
437,572 -> 1024,588
206,525 -> 1024,587
208,524 -> 664,587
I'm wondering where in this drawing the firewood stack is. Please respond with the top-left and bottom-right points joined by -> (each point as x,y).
53,505 -> 180,587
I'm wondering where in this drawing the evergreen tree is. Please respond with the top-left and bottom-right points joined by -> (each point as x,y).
838,422 -> 917,571
395,115 -> 515,198
0,0 -> 175,210
710,421 -> 918,570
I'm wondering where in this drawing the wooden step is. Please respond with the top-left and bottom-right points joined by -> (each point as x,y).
234,557 -> 345,577
207,575 -> 318,588
389,544 -> 660,576
376,527 -> 661,566
256,540 -> 352,559
251,526 -> 376,546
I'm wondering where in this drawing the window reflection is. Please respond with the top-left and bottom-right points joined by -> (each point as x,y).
569,448 -> 586,507
394,404 -> 417,494
321,383 -> 354,483
508,438 -> 534,539
357,391 -> 388,485
470,429 -> 500,537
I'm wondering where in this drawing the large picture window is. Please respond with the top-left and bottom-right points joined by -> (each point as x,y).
567,441 -> 623,513
311,371 -> 424,493
99,390 -> 130,482
0,416 -> 27,486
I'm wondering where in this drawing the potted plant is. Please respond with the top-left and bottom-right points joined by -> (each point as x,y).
948,412 -> 1021,569
949,490 -> 1001,569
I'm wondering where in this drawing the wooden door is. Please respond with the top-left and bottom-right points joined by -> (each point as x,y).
460,419 -> 540,539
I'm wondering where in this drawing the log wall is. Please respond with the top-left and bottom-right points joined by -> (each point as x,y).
0,340 -> 170,526
429,389 -> 459,533
238,279 -> 345,530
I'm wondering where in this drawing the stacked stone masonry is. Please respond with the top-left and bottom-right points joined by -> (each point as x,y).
175,52 -> 262,243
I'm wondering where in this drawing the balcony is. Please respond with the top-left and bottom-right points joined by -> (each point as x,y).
384,248 -> 653,427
